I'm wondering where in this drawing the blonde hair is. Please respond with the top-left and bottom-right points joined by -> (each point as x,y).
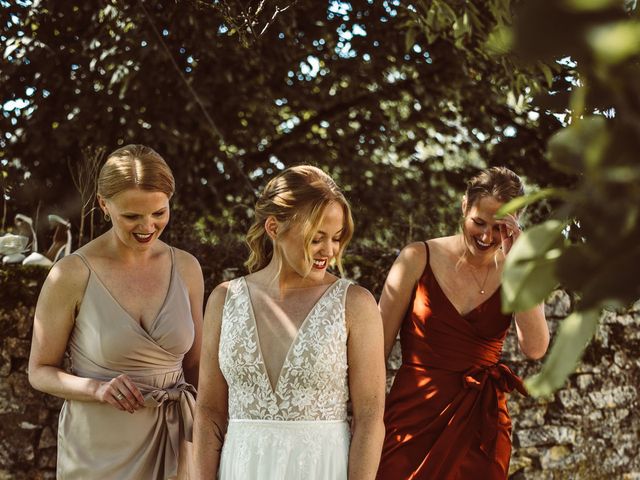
245,165 -> 354,275
97,144 -> 175,199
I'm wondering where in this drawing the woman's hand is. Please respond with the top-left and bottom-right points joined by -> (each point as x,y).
498,214 -> 522,256
96,374 -> 145,413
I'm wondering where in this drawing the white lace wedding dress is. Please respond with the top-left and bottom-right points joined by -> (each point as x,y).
218,277 -> 351,479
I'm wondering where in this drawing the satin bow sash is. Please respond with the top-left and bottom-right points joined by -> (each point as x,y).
144,382 -> 197,477
462,363 -> 528,457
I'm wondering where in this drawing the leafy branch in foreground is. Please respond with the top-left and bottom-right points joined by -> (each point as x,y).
499,0 -> 640,396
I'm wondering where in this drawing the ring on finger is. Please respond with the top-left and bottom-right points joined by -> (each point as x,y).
116,393 -> 124,401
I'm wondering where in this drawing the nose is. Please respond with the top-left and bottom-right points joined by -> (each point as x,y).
139,216 -> 154,231
319,238 -> 337,257
480,225 -> 493,243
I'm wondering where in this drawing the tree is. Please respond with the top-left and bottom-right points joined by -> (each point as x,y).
1,0 -> 565,253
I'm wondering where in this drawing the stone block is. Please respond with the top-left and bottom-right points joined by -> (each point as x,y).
386,338 -> 402,373
589,386 -> 637,409
539,445 -> 573,470
36,447 -> 57,469
516,425 -> 577,447
4,338 -> 31,359
0,352 -> 11,377
575,373 -> 594,390
14,305 -> 33,339
557,389 -> 584,410
38,427 -> 57,449
0,383 -> 22,414
514,406 -> 546,428
544,290 -> 571,318
508,453 -> 532,475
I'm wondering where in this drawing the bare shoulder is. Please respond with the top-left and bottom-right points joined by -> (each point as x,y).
391,241 -> 428,280
399,241 -> 427,262
206,281 -> 232,310
44,254 -> 90,293
428,235 -> 458,256
345,284 -> 379,325
345,283 -> 377,309
37,254 -> 90,312
172,247 -> 203,277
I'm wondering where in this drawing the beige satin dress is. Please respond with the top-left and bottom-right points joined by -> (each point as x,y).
56,250 -> 196,480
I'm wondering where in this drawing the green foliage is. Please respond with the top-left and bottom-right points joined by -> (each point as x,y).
501,220 -> 565,312
498,0 -> 640,395
0,265 -> 48,309
525,309 -> 600,396
0,0 -> 566,253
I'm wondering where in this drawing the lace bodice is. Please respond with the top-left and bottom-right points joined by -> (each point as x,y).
219,277 -> 350,421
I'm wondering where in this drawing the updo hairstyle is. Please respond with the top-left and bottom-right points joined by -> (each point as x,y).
245,165 -> 354,275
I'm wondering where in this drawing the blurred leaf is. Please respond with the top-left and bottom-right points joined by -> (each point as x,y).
496,188 -> 563,217
485,24 -> 513,56
556,244 -> 597,291
580,243 -> 640,309
405,28 -> 417,53
538,61 -> 554,88
601,165 -> 640,182
565,0 -> 621,11
525,308 -> 600,396
502,219 -> 566,313
547,115 -> 608,173
588,21 -> 640,65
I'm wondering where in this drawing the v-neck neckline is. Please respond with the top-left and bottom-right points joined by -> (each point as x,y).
241,276 -> 342,396
426,253 -> 500,318
86,251 -> 175,334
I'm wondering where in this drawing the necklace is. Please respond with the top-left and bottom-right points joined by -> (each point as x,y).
468,264 -> 491,294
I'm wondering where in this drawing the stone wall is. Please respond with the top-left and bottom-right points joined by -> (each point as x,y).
0,285 -> 60,480
1,273 -> 638,479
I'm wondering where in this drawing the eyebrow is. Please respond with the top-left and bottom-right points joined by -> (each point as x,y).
123,208 -> 167,215
315,228 -> 344,236
474,216 -> 500,225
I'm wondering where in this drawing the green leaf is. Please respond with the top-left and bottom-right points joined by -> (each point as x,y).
580,243 -> 640,310
538,61 -> 554,88
501,219 -> 566,313
588,21 -> 640,65
485,24 -> 513,56
405,28 -> 417,53
547,116 -> 607,174
565,0 -> 619,11
525,308 -> 600,397
496,188 -> 563,217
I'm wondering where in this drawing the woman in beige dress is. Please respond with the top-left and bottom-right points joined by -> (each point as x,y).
28,144 -> 204,480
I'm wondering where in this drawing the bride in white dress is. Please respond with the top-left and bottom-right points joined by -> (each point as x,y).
193,165 -> 386,479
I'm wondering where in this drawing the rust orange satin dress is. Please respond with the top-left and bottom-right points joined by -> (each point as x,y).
377,242 -> 527,480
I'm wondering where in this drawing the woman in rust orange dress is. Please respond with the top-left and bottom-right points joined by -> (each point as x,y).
377,167 -> 549,480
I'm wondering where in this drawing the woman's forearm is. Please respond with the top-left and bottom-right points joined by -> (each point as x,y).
515,303 -> 549,360
192,405 -> 227,479
348,415 -> 385,479
28,365 -> 102,402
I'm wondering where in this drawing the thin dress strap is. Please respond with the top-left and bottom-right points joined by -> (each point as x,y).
423,240 -> 431,265
71,251 -> 92,271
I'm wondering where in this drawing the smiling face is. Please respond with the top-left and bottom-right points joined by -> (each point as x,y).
99,188 -> 170,251
277,201 -> 345,282
462,195 -> 509,258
